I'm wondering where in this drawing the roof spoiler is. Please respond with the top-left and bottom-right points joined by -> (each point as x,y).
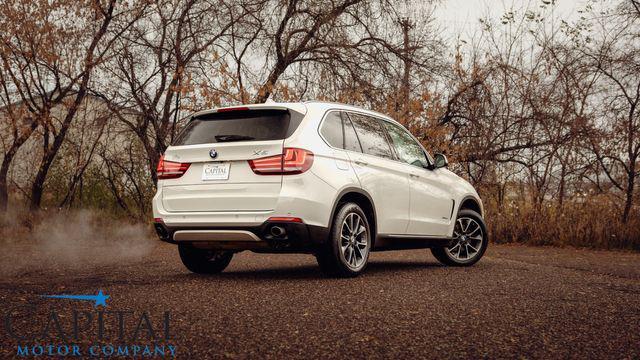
191,103 -> 307,119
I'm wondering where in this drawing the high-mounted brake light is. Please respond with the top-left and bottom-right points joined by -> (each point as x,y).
157,155 -> 191,180
217,106 -> 250,112
248,148 -> 314,175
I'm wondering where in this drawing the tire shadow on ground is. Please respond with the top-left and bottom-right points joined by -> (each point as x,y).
176,259 -> 444,281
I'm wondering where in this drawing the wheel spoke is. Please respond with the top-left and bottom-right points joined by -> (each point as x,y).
351,246 -> 358,266
463,218 -> 472,233
467,223 -> 481,236
464,244 -> 472,259
353,245 -> 362,261
353,216 -> 360,235
341,242 -> 349,252
345,246 -> 353,264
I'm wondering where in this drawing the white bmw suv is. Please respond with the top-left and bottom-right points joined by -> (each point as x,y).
152,101 -> 487,277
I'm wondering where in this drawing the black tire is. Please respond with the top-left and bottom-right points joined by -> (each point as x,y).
431,209 -> 488,266
178,244 -> 233,274
316,202 -> 372,277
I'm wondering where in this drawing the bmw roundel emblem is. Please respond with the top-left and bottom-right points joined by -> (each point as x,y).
209,149 -> 218,159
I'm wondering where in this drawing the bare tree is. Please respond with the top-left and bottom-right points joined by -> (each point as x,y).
252,0 -> 366,102
586,17 -> 640,222
99,0 -> 251,185
0,0 -> 143,209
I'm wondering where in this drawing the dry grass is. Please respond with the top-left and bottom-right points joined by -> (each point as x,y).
484,195 -> 640,251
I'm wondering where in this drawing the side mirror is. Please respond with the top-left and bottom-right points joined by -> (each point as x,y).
433,153 -> 448,169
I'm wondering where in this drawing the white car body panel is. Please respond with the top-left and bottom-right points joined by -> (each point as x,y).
152,101 -> 483,243
405,166 -> 455,237
347,151 -> 411,234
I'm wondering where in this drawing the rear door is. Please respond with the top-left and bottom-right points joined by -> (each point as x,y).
160,108 -> 301,212
345,112 -> 410,235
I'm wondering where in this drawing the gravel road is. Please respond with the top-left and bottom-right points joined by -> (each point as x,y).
1,243 -> 639,359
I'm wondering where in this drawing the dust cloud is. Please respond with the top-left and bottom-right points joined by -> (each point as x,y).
0,209 -> 155,277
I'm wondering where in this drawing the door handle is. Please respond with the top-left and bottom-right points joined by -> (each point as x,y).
354,159 -> 368,166
409,173 -> 419,179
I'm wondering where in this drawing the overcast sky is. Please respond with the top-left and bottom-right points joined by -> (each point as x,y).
434,0 -> 589,40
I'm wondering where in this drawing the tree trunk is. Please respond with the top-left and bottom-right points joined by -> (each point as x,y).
0,122 -> 37,212
254,62 -> 288,103
622,169 -> 635,224
29,163 -> 48,210
0,156 -> 12,212
399,18 -> 411,125
558,163 -> 566,210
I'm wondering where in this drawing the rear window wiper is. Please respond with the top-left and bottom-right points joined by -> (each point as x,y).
214,135 -> 256,142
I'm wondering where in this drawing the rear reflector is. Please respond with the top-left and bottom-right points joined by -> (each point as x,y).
157,155 -> 191,180
249,148 -> 314,175
267,217 -> 303,223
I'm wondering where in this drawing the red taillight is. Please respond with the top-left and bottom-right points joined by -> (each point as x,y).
157,155 -> 191,180
267,217 -> 303,223
248,148 -> 314,175
281,148 -> 314,174
248,153 -> 284,174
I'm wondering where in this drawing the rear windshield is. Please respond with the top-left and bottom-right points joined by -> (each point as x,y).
174,109 -> 300,146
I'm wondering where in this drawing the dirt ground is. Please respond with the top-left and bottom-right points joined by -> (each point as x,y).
0,242 -> 639,359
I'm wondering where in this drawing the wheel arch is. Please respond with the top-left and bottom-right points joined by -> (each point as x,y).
458,195 -> 483,218
329,187 -> 377,245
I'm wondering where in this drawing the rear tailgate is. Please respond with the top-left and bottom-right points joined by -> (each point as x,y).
160,108 -> 302,213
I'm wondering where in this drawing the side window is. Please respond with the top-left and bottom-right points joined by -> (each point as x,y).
383,121 -> 429,168
319,111 -> 343,148
342,113 -> 362,153
348,113 -> 395,160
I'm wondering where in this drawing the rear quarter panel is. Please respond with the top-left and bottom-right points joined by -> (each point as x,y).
277,107 -> 361,228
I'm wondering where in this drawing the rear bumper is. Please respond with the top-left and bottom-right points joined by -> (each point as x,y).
152,168 -> 337,230
153,219 -> 329,253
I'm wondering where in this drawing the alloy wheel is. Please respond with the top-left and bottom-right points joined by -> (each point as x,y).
339,212 -> 369,270
447,216 -> 484,261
